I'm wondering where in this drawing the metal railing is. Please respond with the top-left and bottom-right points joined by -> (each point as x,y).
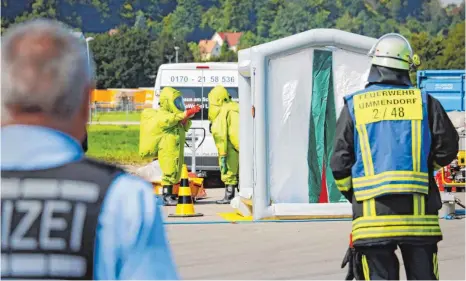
185,127 -> 206,175
89,101 -> 145,124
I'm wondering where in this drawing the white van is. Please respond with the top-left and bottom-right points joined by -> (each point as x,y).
152,62 -> 239,179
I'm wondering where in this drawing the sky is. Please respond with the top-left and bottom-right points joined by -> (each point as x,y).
440,0 -> 464,6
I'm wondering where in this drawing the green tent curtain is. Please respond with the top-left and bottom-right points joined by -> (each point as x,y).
308,49 -> 346,203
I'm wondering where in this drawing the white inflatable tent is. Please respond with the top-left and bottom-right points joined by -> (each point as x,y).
236,29 -> 377,220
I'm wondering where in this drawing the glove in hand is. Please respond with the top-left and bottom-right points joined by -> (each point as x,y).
220,156 -> 228,174
185,105 -> 201,118
341,247 -> 363,280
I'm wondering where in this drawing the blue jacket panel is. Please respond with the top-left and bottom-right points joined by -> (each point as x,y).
344,84 -> 432,200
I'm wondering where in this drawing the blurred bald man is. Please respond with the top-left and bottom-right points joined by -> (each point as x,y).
1,19 -> 179,280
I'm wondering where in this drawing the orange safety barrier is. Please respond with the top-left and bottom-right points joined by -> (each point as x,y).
91,88 -> 154,105
132,90 -> 146,104
140,88 -> 155,107
91,89 -> 114,103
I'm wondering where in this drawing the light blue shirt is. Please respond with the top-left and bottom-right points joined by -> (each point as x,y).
1,125 -> 179,280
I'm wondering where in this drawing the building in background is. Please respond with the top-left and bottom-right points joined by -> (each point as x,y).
211,32 -> 243,52
199,39 -> 221,60
198,31 -> 243,60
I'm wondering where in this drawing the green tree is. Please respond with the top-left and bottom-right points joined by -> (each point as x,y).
254,0 -> 284,38
437,22 -> 465,69
120,1 -> 136,21
168,0 -> 202,39
11,0 -> 82,28
408,31 -> 445,83
421,0 -> 450,35
269,0 -> 312,39
150,33 -> 194,66
2,0 -> 463,83
237,30 -> 260,50
134,10 -> 147,29
447,2 -> 465,27
405,16 -> 424,34
339,0 -> 366,17
410,32 -> 444,69
335,12 -> 362,33
269,0 -> 333,39
188,42 -> 202,62
91,26 -> 156,88
200,6 -> 224,31
202,0 -> 253,32
388,0 -> 402,20
221,0 -> 253,31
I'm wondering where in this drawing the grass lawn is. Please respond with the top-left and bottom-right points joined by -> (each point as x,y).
86,124 -> 149,165
90,111 -> 142,122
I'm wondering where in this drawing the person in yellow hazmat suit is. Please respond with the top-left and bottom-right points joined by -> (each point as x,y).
208,85 -> 240,204
154,87 -> 201,206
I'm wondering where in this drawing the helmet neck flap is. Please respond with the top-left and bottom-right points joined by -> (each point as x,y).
366,65 -> 412,87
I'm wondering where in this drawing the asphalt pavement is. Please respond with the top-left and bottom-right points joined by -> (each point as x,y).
164,189 -> 466,280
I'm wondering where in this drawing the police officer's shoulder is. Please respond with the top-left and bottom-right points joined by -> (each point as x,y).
105,172 -> 159,207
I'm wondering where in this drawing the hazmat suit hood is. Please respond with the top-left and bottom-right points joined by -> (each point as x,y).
208,85 -> 232,121
159,87 -> 185,113
366,65 -> 412,87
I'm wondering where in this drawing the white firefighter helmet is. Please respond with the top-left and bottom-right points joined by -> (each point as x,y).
368,33 -> 419,70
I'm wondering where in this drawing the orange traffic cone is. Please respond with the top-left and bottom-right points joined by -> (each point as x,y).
168,164 -> 204,218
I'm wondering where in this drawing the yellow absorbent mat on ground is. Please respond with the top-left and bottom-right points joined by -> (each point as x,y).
217,212 -> 253,222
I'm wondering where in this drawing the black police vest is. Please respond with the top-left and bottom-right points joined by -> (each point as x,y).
1,158 -> 123,280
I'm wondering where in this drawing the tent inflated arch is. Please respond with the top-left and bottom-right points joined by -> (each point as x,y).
237,28 -> 377,220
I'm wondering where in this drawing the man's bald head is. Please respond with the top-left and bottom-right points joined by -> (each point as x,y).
1,19 -> 93,127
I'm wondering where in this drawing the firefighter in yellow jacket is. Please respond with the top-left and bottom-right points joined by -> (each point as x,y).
331,33 -> 459,280
208,86 -> 240,204
153,87 -> 201,206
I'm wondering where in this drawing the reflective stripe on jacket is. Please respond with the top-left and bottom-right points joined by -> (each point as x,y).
349,192 -> 442,245
330,81 -> 459,246
344,85 -> 431,201
338,84 -> 441,246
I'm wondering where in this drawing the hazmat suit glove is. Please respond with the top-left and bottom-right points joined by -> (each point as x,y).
185,105 -> 201,119
219,156 -> 228,174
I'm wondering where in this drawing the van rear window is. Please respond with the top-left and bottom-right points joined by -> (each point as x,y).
160,86 -> 238,120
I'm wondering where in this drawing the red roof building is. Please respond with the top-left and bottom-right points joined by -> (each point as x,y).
211,31 -> 243,52
198,39 -> 221,60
